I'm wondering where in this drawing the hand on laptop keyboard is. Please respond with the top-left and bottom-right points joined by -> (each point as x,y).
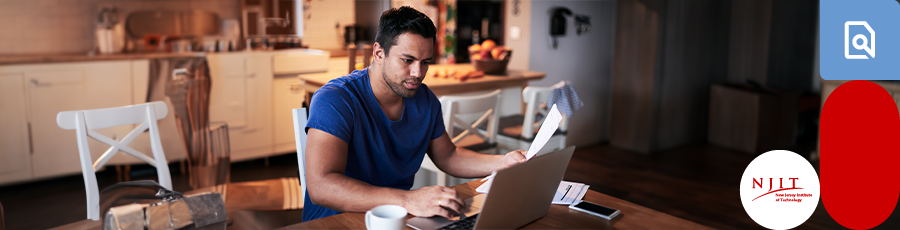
405,185 -> 467,218
443,206 -> 466,219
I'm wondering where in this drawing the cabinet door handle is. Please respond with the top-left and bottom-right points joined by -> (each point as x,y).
30,79 -> 56,86
27,122 -> 33,155
286,80 -> 303,91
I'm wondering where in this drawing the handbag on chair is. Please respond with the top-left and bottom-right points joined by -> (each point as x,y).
100,180 -> 227,230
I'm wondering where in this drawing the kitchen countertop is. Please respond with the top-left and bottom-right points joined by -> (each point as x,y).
0,52 -> 207,65
298,57 -> 546,96
0,48 -> 326,65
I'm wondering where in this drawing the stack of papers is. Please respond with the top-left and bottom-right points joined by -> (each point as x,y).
551,181 -> 590,205
476,180 -> 589,205
476,105 -> 563,194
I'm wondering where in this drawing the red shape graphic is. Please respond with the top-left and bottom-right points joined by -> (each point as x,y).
821,80 -> 900,229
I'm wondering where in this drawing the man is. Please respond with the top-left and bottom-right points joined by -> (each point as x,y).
303,6 -> 527,222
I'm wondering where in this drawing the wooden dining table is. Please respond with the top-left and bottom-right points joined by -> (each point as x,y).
296,57 -> 546,97
278,180 -> 713,230
50,178 -> 303,230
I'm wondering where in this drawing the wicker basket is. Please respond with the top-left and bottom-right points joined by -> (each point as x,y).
470,49 -> 512,75
473,59 -> 510,75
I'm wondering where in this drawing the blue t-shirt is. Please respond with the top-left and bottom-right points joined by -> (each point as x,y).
302,68 -> 446,222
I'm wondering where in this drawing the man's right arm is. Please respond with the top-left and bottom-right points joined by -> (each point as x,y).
304,128 -> 465,218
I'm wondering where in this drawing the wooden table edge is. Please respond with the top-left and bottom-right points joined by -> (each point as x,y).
280,180 -> 713,230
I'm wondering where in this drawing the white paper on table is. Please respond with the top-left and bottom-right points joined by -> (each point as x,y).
476,105 -> 564,194
475,178 -> 492,193
475,171 -> 496,193
551,181 -> 590,205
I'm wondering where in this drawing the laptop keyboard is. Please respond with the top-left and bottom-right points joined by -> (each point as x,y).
437,214 -> 480,230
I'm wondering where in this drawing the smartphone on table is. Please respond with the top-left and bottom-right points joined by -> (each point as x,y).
569,200 -> 621,220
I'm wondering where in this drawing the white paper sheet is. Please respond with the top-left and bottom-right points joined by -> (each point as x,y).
525,104 -> 562,159
551,181 -> 590,205
476,105 -> 563,193
475,105 -> 564,194
475,171 -> 496,193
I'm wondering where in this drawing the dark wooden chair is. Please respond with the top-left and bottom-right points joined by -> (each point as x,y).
1,200 -> 5,230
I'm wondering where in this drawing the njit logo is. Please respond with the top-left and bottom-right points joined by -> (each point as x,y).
740,150 -> 820,230
751,177 -> 812,203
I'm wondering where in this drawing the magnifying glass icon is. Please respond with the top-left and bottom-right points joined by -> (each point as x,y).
853,34 -> 875,57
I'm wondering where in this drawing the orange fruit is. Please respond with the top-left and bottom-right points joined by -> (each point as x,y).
481,39 -> 496,51
469,44 -> 482,52
491,47 -> 505,59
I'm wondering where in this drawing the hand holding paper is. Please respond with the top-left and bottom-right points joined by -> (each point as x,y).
476,104 -> 563,194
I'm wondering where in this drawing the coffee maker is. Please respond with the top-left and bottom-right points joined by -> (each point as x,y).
344,25 -> 362,48
96,7 -> 125,54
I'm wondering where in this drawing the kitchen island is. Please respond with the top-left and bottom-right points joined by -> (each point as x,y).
297,58 -> 546,96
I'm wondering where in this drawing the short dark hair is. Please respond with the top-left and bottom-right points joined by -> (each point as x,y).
375,6 -> 437,56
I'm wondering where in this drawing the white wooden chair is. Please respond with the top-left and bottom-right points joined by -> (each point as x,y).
422,89 -> 502,187
495,87 -> 569,155
56,101 -> 173,220
291,108 -> 308,209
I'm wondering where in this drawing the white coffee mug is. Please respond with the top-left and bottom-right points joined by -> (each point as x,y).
365,205 -> 408,230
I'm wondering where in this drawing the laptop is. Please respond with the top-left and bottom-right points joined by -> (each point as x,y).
407,146 -> 576,230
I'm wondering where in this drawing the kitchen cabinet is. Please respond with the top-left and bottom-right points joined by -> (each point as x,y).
272,75 -> 307,153
0,73 -> 32,185
207,52 -> 274,161
271,50 -> 331,154
0,60 -> 150,184
0,49 -> 326,185
25,67 -> 90,179
25,61 -> 136,179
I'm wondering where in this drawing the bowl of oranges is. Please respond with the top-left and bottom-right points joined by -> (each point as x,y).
469,39 -> 512,75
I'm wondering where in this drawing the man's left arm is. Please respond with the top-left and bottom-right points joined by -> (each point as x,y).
425,132 -> 527,178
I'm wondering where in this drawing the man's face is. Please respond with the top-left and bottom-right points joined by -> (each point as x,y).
380,33 -> 434,98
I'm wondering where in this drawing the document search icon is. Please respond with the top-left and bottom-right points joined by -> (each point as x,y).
845,21 -> 875,59
822,0 -> 900,80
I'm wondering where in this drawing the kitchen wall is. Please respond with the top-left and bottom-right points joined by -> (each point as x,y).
0,0 -> 354,55
301,0 -> 355,52
504,0 -> 531,70
526,0 -> 616,147
355,0 -> 390,44
0,0 -> 239,55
